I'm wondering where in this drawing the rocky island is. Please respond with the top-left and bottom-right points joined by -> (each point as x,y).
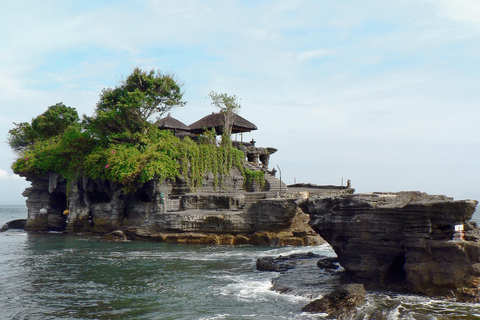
6,68 -> 480,306
6,68 -> 333,246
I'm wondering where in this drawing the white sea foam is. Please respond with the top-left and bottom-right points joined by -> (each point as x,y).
212,270 -> 310,306
3,231 -> 28,236
196,314 -> 231,320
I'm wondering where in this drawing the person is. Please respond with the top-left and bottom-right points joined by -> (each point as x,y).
88,213 -> 94,227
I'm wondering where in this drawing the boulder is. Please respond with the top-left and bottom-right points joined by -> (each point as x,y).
256,252 -> 320,272
300,191 -> 480,300
102,230 -> 128,241
317,257 -> 340,270
301,283 -> 366,319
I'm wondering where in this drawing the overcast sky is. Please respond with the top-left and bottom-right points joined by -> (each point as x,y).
1,0 -> 479,205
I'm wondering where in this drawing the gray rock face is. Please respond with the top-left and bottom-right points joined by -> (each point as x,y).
300,191 -> 480,301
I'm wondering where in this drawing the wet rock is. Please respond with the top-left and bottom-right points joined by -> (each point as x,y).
271,258 -> 347,297
0,219 -> 27,232
103,230 -> 128,241
301,284 -> 366,319
256,252 -> 320,272
300,191 -> 480,300
317,257 -> 340,270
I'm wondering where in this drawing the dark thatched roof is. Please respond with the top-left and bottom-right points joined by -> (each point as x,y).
188,112 -> 257,135
156,114 -> 189,132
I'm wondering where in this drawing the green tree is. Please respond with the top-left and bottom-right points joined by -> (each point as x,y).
7,102 -> 79,153
85,68 -> 185,143
208,91 -> 241,146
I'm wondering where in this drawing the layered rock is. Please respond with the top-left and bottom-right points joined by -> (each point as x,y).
21,172 -> 323,246
126,198 -> 323,246
300,191 -> 480,301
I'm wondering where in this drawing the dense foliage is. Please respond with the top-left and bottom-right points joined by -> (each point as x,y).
8,103 -> 80,153
9,69 -> 248,193
84,68 -> 185,144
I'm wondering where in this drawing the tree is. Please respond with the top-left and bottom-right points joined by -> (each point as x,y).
7,102 -> 79,153
85,68 -> 185,142
208,91 -> 241,146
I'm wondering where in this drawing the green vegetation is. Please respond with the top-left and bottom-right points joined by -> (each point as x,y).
8,103 -> 80,153
84,68 -> 185,145
244,169 -> 266,190
8,69 -> 249,193
208,91 -> 241,147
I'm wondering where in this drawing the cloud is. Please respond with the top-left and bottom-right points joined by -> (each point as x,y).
11,174 -> 25,181
297,49 -> 335,61
434,0 -> 480,30
0,169 -> 25,181
0,0 -> 479,203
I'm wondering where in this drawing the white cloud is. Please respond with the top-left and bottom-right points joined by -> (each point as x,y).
11,174 -> 25,181
297,49 -> 334,61
0,0 -> 480,203
434,0 -> 480,29
0,168 -> 25,181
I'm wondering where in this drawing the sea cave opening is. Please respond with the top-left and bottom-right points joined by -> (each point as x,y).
385,253 -> 407,286
50,192 -> 67,213
49,192 -> 68,230
87,188 -> 111,203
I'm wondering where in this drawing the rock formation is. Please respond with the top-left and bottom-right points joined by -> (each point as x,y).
1,219 -> 27,232
301,284 -> 366,319
20,172 -> 325,246
256,252 -> 321,272
300,191 -> 480,301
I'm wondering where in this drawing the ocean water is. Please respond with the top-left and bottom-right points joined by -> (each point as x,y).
2,205 -> 480,320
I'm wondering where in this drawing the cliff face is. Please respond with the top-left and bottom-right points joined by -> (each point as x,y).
300,192 -> 480,301
22,172 -> 323,246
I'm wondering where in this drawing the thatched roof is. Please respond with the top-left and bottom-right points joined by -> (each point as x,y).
188,112 -> 257,135
156,114 -> 189,132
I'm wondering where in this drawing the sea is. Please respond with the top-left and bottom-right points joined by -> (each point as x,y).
2,205 -> 480,320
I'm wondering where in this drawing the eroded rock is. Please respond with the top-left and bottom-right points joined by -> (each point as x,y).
301,284 -> 366,319
300,191 -> 480,300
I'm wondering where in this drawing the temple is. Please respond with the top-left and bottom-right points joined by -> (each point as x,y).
19,111 -> 330,246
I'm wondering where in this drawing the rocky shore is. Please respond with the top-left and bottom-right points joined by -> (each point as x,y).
18,172 -> 342,246
10,170 -> 480,304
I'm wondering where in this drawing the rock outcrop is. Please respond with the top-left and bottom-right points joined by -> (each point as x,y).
300,191 -> 480,301
20,172 -> 324,246
1,219 -> 27,232
301,284 -> 366,319
256,252 -> 321,272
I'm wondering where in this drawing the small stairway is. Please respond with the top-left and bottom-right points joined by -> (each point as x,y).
264,172 -> 288,197
243,162 -> 288,205
243,192 -> 267,210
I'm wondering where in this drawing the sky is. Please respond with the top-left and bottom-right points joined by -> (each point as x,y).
1,0 -> 479,205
